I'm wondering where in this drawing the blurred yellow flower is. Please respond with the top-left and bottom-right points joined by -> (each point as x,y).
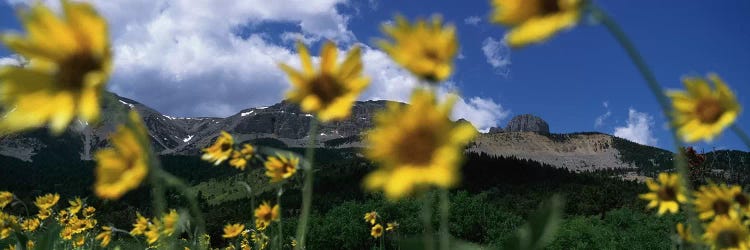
73,235 -> 85,248
229,144 -> 255,171
371,224 -> 383,238
730,185 -> 750,214
695,184 -> 738,220
0,0 -> 111,134
68,197 -> 82,215
264,153 -> 299,183
491,0 -> 582,47
162,209 -> 179,236
364,211 -> 378,225
34,193 -> 60,210
96,226 -> 112,247
26,240 -> 33,250
363,90 -> 477,199
0,212 -> 17,240
386,222 -> 398,232
145,218 -> 161,245
254,201 -> 280,231
291,239 -> 297,247
222,223 -> 245,238
94,110 -> 149,199
21,218 -> 39,232
668,74 -> 740,142
378,15 -> 457,82
703,216 -> 750,250
83,206 -> 96,218
639,173 -> 686,215
202,131 -> 234,165
0,192 -> 12,209
37,209 -> 51,220
279,41 -> 370,122
59,227 -> 73,240
130,212 -> 149,236
675,223 -> 693,243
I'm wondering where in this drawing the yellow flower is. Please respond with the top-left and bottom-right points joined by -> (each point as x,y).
0,212 -> 18,239
0,0 -> 112,134
730,185 -> 750,214
37,209 -> 51,220
229,144 -> 255,171
241,238 -> 252,250
202,131 -> 234,165
130,212 -> 149,236
162,209 -> 179,236
264,153 -> 299,183
21,218 -> 40,232
279,41 -> 369,122
83,206 -> 96,218
371,224 -> 384,238
291,239 -> 297,247
222,223 -> 245,238
60,226 -> 74,240
364,211 -> 378,225
378,15 -> 457,82
0,192 -> 12,209
26,240 -> 34,250
639,173 -> 686,215
96,226 -> 112,247
676,223 -> 693,243
34,193 -> 60,210
254,201 -> 280,231
703,216 -> 750,250
85,218 -> 97,229
251,231 -> 270,249
363,90 -> 478,199
68,197 -> 82,215
668,74 -> 740,142
386,222 -> 398,232
94,110 -> 149,199
145,218 -> 161,245
695,184 -> 739,220
73,235 -> 85,248
491,0 -> 582,47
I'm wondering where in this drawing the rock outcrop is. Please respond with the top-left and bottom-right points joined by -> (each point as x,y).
504,114 -> 549,134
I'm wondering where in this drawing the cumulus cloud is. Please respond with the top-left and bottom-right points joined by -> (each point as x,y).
594,101 -> 611,128
2,0 -> 510,131
614,108 -> 658,146
0,55 -> 24,66
481,37 -> 511,76
464,16 -> 481,25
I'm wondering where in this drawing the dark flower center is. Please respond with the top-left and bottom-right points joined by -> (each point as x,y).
735,194 -> 749,207
57,52 -> 101,91
220,142 -> 231,152
540,0 -> 562,15
657,187 -> 677,201
695,98 -> 724,123
311,74 -> 345,106
396,125 -> 439,166
716,230 -> 740,248
713,200 -> 731,216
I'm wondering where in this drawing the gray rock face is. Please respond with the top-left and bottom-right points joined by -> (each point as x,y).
488,127 -> 504,134
504,114 -> 549,134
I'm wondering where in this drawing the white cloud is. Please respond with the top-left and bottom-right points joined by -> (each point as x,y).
481,37 -> 511,77
2,0 -> 510,130
464,16 -> 481,26
0,55 -> 23,66
614,108 -> 658,146
594,101 -> 611,128
280,32 -> 321,45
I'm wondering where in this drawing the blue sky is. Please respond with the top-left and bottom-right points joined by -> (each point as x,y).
0,0 -> 748,151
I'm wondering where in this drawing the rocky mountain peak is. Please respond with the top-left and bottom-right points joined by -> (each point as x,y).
504,114 -> 550,134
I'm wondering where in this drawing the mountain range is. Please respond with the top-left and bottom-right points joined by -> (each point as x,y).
0,91 -> 744,175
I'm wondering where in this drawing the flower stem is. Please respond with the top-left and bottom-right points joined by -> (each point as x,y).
439,189 -> 450,250
591,4 -> 700,238
295,118 -> 319,249
277,187 -> 284,250
421,191 -> 434,250
155,166 -> 207,236
732,124 -> 750,150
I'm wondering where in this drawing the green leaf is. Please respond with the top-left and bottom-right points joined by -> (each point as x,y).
506,194 -> 565,250
398,236 -> 493,250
